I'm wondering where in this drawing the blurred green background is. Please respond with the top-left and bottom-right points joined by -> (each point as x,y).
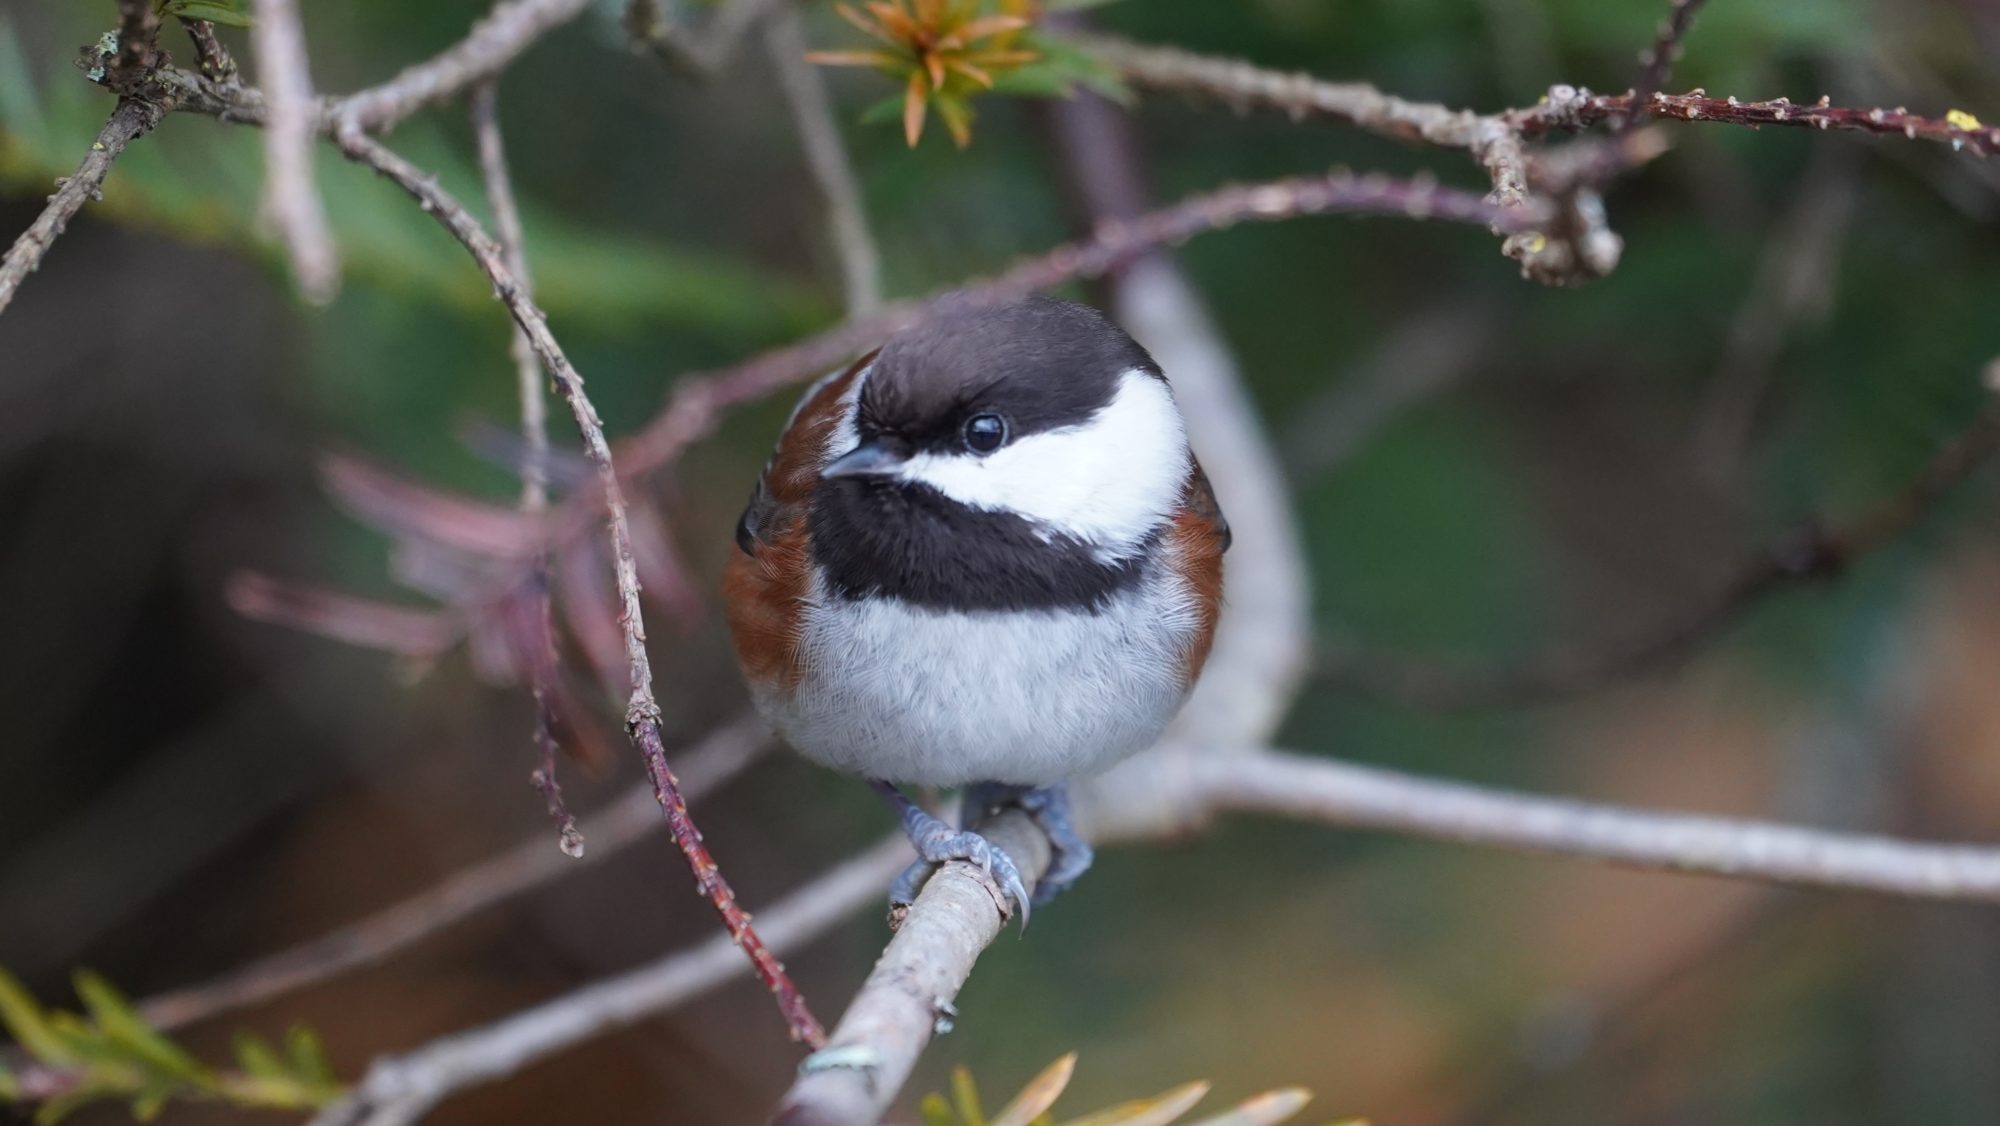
4,0 -> 2000,1122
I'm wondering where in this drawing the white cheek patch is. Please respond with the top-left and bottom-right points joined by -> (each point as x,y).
895,368 -> 1190,554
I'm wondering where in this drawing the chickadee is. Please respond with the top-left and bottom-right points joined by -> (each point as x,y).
725,295 -> 1228,920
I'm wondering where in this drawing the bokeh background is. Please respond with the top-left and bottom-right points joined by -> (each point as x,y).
6,0 -> 2000,1121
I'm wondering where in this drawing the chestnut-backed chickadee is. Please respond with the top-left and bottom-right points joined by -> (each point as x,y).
725,296 -> 1228,920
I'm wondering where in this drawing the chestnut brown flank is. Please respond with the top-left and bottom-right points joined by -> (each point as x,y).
1171,460 -> 1228,685
725,353 -> 874,689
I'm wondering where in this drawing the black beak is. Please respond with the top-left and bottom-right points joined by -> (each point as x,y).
821,438 -> 909,479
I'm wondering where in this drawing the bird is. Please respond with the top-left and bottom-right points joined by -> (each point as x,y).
724,295 -> 1228,922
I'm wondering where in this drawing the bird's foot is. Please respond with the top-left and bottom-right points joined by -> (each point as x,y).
964,782 -> 1095,907
871,780 -> 1031,925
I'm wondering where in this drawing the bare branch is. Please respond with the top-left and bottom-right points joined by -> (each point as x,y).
134,715 -> 768,1032
326,125 -> 824,1044
1066,34 -> 1619,282
1094,747 -> 2000,901
334,0 -> 593,133
1321,371 -> 2000,710
106,0 -> 163,93
179,17 -> 239,84
469,85 -> 549,517
1523,89 -> 2000,157
773,816 -> 1050,1126
310,837 -> 912,1126
469,80 -> 576,850
253,0 -> 340,302
0,96 -> 172,319
1627,0 -> 1710,125
763,6 -> 883,315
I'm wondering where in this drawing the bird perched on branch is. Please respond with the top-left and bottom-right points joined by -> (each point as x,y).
724,296 -> 1228,922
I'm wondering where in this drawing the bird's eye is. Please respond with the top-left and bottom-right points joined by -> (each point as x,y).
962,413 -> 1007,454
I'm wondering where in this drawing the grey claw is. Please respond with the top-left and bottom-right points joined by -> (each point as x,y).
888,828 -> 1031,927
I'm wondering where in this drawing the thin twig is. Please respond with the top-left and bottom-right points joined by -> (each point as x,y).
0,96 -> 172,319
470,80 -> 575,852
310,837 -> 910,1126
1064,34 -> 1621,282
179,17 -> 239,84
253,0 -> 340,302
1626,0 -> 1710,127
1320,374 -> 2000,710
335,0 -> 594,133
134,715 -> 768,1032
327,126 -> 824,1045
1520,89 -> 2000,157
763,6 -> 883,315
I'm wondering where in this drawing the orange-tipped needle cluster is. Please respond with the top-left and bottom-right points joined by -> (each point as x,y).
808,0 -> 1039,147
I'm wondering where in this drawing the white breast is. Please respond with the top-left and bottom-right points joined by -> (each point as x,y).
750,563 -> 1203,787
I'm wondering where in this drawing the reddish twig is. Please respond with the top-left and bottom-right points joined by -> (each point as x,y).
470,80 -> 578,855
1522,89 -> 2000,158
327,126 -> 824,1046
1626,0 -> 1710,127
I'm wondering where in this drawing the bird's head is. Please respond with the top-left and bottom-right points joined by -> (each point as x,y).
823,296 -> 1190,558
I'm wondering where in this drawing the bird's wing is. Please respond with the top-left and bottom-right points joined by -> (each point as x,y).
1182,457 -> 1231,553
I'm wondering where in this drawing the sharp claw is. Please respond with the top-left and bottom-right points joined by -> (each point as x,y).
886,831 -> 1031,925
983,843 -> 1031,930
870,780 -> 1034,925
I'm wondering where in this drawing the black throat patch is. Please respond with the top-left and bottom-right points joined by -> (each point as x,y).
808,477 -> 1152,613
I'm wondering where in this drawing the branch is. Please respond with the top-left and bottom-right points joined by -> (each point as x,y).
1096,747 -> 2000,901
252,0 -> 340,302
774,813 -> 1051,1126
324,125 -> 824,1045
1071,33 -> 1998,282
779,731 -> 2000,1123
309,838 -> 913,1126
132,716 -> 768,1032
470,80 -> 576,850
334,0 -> 593,133
106,0 -> 163,93
1321,372 -> 2000,709
179,17 -> 239,84
1529,90 -> 2000,157
1627,0 -> 1709,125
0,95 -> 171,319
763,6 -> 883,316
